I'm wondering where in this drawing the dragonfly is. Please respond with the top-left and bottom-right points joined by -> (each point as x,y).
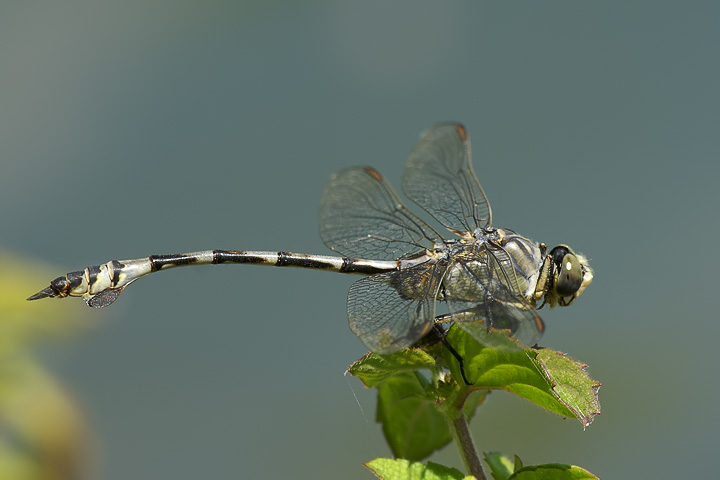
28,123 -> 592,354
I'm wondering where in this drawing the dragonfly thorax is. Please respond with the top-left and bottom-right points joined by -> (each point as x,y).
493,229 -> 545,302
472,226 -> 499,243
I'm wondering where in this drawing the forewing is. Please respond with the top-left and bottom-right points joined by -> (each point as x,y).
443,252 -> 544,351
320,167 -> 440,260
402,123 -> 492,233
347,262 -> 444,353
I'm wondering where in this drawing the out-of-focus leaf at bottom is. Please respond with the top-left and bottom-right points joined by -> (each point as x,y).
364,458 -> 470,480
510,463 -> 599,479
0,355 -> 88,480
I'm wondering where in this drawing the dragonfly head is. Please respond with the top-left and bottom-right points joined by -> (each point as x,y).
544,245 -> 593,307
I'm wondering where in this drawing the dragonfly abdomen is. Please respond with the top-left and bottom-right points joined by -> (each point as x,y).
27,250 -> 398,307
206,250 -> 397,274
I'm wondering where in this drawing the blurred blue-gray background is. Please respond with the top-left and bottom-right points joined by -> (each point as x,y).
2,1 -> 718,478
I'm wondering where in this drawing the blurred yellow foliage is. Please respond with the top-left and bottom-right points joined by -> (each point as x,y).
0,251 -> 92,480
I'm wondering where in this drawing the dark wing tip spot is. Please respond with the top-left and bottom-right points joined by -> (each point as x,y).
363,167 -> 384,181
455,123 -> 468,141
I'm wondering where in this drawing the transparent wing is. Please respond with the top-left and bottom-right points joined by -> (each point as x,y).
347,261 -> 445,353
402,123 -> 492,233
320,166 -> 441,260
442,249 -> 544,351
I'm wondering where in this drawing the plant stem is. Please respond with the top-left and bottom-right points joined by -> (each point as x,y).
448,410 -> 486,480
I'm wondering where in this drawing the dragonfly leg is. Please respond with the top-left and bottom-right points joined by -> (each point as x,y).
433,323 -> 471,386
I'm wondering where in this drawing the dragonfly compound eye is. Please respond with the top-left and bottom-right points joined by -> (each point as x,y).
548,245 -> 587,306
556,253 -> 583,297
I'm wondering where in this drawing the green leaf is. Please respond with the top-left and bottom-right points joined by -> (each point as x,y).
364,458 -> 469,480
535,350 -> 601,428
376,372 -> 452,460
347,349 -> 438,387
444,327 -> 600,426
484,452 -> 515,480
483,453 -> 599,480
347,348 -> 458,460
444,327 -> 572,418
509,464 -> 599,479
